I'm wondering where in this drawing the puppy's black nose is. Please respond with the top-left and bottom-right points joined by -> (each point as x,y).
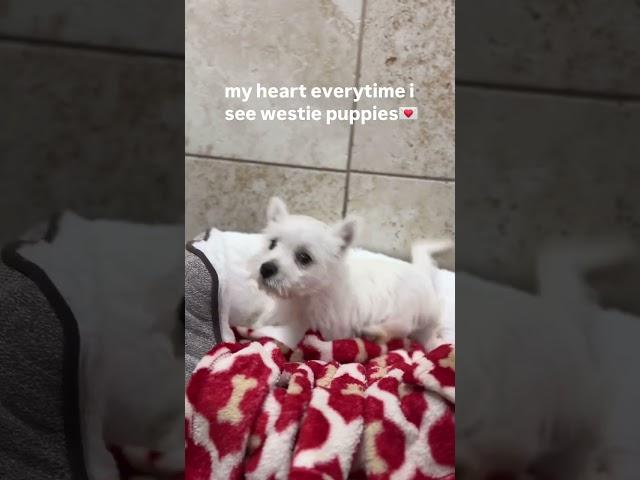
260,261 -> 278,279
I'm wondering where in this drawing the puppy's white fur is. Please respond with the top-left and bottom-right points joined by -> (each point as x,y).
253,197 -> 449,343
457,237 -> 636,479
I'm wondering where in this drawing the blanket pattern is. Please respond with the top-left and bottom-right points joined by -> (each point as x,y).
185,329 -> 455,480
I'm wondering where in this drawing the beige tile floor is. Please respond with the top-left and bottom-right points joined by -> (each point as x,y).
185,0 -> 456,269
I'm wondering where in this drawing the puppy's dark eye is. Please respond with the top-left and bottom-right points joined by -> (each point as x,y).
269,239 -> 277,250
295,249 -> 313,266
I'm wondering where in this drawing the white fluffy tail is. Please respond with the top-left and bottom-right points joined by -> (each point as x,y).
411,239 -> 454,270
537,236 -> 636,301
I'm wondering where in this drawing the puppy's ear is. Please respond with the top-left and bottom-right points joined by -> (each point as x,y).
333,216 -> 359,251
267,197 -> 288,223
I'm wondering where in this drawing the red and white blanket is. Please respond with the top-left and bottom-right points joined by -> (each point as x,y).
185,329 -> 455,480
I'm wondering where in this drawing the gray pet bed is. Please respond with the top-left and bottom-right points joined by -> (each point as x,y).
185,235 -> 222,380
0,218 -> 87,480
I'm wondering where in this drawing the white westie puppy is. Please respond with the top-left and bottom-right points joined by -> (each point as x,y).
253,197 -> 450,344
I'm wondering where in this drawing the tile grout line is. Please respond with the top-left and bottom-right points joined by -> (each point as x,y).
185,152 -> 455,182
342,0 -> 368,218
0,34 -> 184,61
185,152 -> 346,174
457,79 -> 640,103
351,169 -> 455,183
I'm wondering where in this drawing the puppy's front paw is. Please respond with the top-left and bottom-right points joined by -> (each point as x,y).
252,316 -> 272,328
252,309 -> 282,328
360,325 -> 391,343
425,335 -> 444,352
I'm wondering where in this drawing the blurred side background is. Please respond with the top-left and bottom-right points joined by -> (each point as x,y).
0,0 -> 184,241
185,0 -> 455,269
457,0 -> 640,315
456,4 -> 640,478
0,2 -> 185,479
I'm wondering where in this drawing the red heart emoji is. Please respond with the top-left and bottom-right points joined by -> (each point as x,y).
403,109 -> 414,118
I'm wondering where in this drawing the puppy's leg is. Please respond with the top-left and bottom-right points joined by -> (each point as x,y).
153,417 -> 186,474
83,362 -> 119,480
363,318 -> 443,350
252,308 -> 282,327
251,301 -> 292,328
360,319 -> 411,343
360,324 -> 390,342
85,428 -> 118,480
78,326 -> 124,480
413,323 -> 444,351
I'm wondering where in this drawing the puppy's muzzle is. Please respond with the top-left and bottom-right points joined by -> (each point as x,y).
260,261 -> 278,279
